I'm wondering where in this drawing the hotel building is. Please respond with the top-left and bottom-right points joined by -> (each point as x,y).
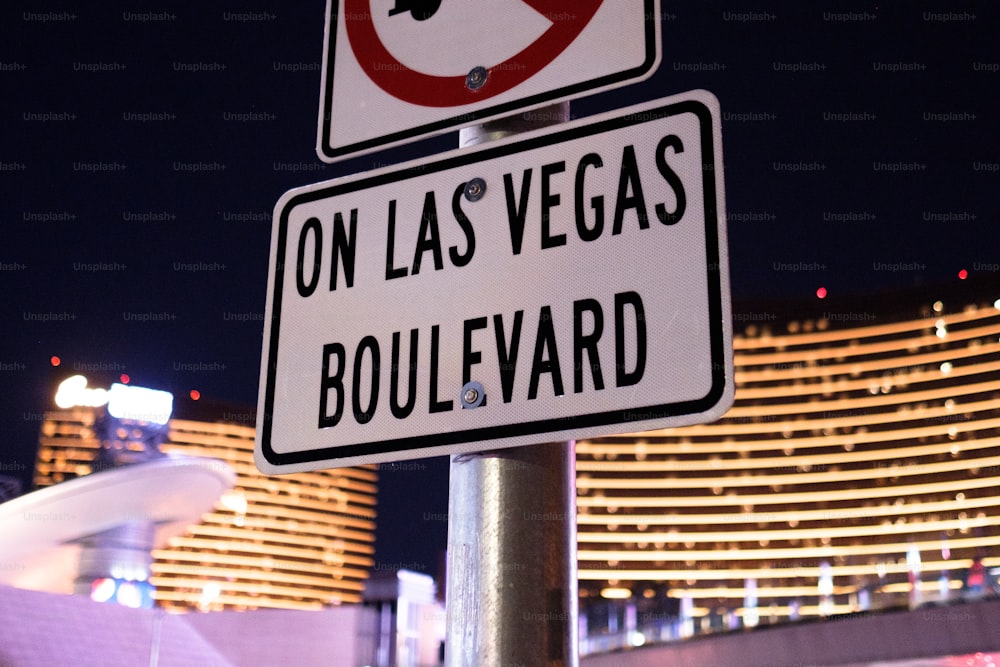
33,402 -> 377,612
577,283 -> 1000,639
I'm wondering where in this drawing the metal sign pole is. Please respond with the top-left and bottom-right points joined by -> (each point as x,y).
445,103 -> 579,667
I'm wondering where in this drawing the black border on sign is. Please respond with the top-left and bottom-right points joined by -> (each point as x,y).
318,0 -> 660,161
263,98 -> 726,466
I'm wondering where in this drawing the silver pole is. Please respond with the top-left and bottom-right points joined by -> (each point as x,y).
445,103 -> 579,667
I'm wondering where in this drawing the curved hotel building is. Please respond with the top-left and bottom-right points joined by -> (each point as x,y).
577,283 -> 1000,636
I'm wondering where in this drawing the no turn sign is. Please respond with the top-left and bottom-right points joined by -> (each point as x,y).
317,0 -> 661,162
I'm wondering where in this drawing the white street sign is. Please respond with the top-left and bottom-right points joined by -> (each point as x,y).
317,0 -> 661,162
259,90 -> 732,474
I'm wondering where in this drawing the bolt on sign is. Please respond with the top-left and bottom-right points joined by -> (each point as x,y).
317,0 -> 661,161
258,90 -> 733,474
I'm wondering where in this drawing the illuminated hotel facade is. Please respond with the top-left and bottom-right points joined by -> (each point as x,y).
577,284 -> 1000,637
33,405 -> 377,612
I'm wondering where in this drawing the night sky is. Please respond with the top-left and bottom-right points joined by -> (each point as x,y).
1,2 -> 997,577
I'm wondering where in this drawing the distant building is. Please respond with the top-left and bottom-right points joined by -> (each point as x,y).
576,285 -> 1000,646
364,569 -> 445,667
34,399 -> 377,611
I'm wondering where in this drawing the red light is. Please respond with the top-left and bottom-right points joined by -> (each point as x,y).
90,578 -> 116,603
50,356 -> 61,367
120,374 -> 130,384
958,269 -> 968,280
190,390 -> 201,401
816,287 -> 828,299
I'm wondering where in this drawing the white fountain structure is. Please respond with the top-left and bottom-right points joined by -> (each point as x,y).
0,376 -> 234,606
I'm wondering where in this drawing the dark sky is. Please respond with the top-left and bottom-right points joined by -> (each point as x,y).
1,2 -> 997,577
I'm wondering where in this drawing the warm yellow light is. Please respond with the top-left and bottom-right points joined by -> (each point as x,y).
578,474 -> 1000,508
585,390 -> 1000,445
579,557 -> 999,581
581,514 -> 1000,544
579,436 -> 1000,473
54,374 -> 108,408
578,452 -> 1000,489
600,587 -> 632,599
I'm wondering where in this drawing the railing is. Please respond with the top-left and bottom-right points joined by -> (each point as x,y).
580,585 -> 999,657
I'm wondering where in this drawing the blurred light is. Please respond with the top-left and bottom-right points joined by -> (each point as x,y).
90,577 -> 153,608
816,286 -> 827,299
220,489 -> 248,515
818,561 -> 833,596
628,631 -> 646,647
818,560 -> 834,616
116,581 -> 144,608
600,586 -> 632,599
90,578 -> 116,602
933,300 -> 944,313
958,269 -> 968,280
50,355 -> 61,367
120,373 -> 130,384
107,383 -> 173,424
744,578 -> 759,628
55,375 -> 109,408
199,581 -> 222,609
190,389 -> 201,401
907,544 -> 922,574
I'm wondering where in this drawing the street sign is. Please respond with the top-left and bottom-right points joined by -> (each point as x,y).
317,0 -> 661,162
258,90 -> 733,474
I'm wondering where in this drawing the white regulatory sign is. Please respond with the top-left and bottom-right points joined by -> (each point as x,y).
317,0 -> 661,162
259,90 -> 733,474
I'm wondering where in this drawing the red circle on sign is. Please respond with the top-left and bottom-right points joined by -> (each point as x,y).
345,0 -> 604,107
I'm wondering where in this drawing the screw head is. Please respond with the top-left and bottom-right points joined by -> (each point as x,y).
466,66 -> 488,91
464,178 -> 486,202
460,381 -> 485,409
